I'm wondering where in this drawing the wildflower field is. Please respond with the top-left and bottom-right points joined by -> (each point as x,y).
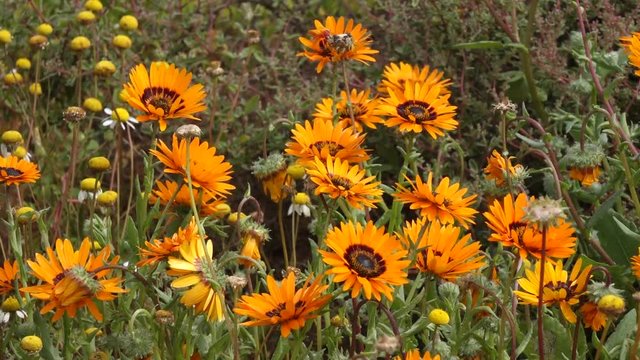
2,0 -> 640,359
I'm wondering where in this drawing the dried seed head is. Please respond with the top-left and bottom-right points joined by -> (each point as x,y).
175,124 -> 202,139
63,106 -> 86,122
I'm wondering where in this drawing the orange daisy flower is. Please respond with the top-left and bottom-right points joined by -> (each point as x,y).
380,61 -> 451,96
123,62 -> 206,131
394,172 -> 478,229
631,247 -> 640,279
251,153 -> 293,203
320,221 -> 410,301
138,217 -> 201,267
0,155 -> 41,185
483,193 -> 577,259
399,218 -> 485,281
580,302 -> 607,331
395,349 -> 441,360
234,272 -> 331,337
0,260 -> 19,295
21,238 -> 126,321
621,32 -> 640,76
150,135 -> 235,198
298,16 -> 378,73
514,258 -> 591,323
484,150 -> 524,186
285,118 -> 369,167
377,81 -> 458,138
313,89 -> 384,131
149,180 -> 225,216
568,166 -> 601,187
307,155 -> 382,209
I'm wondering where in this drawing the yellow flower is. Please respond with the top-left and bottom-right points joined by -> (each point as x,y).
298,16 -> 378,73
88,156 -> 111,171
29,35 -> 48,47
80,178 -> 101,191
597,294 -> 625,316
0,260 -> 19,295
139,217 -> 200,267
120,15 -> 139,30
113,34 -> 132,49
84,0 -> 103,12
0,29 -> 12,44
36,23 -> 53,35
428,308 -> 450,325
631,247 -> 640,280
97,191 -> 117,206
70,36 -> 91,51
16,58 -> 31,70
1,130 -> 23,144
579,302 -> 607,331
395,350 -> 440,360
94,60 -> 116,76
21,335 -> 43,354
514,258 -> 591,323
3,71 -> 23,85
286,164 -> 306,179
83,97 -> 103,112
16,206 -> 38,224
394,172 -> 478,229
76,10 -> 97,24
28,83 -> 42,96
380,61 -> 451,96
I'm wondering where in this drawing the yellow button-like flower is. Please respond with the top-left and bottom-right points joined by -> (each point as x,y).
0,29 -> 12,44
428,308 -> 450,325
598,294 -> 625,316
29,34 -> 48,47
119,15 -> 139,30
83,97 -> 103,112
97,190 -> 118,206
70,36 -> 91,51
111,108 -> 130,122
212,203 -> 231,218
84,0 -> 103,12
36,23 -> 53,35
16,58 -> 31,70
20,335 -> 43,354
94,60 -> 116,76
227,212 -> 247,225
286,164 -> 306,180
293,192 -> 310,205
77,10 -> 97,24
1,296 -> 21,312
3,72 -> 23,85
1,130 -> 23,144
112,34 -> 132,49
12,146 -> 29,159
16,206 -> 38,224
89,156 -> 111,171
80,178 -> 101,191
29,83 -> 42,96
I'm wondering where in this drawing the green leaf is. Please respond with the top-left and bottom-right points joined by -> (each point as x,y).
592,209 -> 640,265
244,95 -> 260,115
586,191 -> 622,228
605,309 -> 637,353
452,40 -> 504,50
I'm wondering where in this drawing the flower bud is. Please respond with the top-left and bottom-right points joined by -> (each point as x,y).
16,206 -> 38,224
119,15 -> 139,30
89,156 -> 111,171
428,308 -> 450,325
77,10 -> 97,24
16,58 -> 31,70
80,178 -> 101,191
286,164 -> 305,180
112,34 -> 132,49
1,130 -> 23,144
97,191 -> 117,206
36,23 -> 53,36
83,97 -> 103,112
94,60 -> 116,76
20,335 -> 43,354
29,83 -> 42,96
28,34 -> 48,48
0,29 -> 12,44
70,36 -> 91,51
3,71 -> 23,85
597,294 -> 625,316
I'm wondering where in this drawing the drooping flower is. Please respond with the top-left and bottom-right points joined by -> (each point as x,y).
395,349 -> 441,360
0,260 -> 19,295
0,155 -> 41,185
123,62 -> 206,131
621,32 -> 640,76
394,172 -> 478,229
138,217 -> 201,267
285,118 -> 369,167
233,272 -> 331,337
568,166 -> 601,187
149,180 -> 225,216
313,89 -> 384,131
514,258 -> 591,323
307,156 -> 382,209
250,153 -> 292,202
579,302 -> 607,331
483,193 -> 577,259
320,221 -> 410,300
484,150 -> 525,186
167,232 -> 225,321
298,16 -> 378,73
21,238 -> 126,321
380,61 -> 451,96
377,81 -> 457,138
150,135 -> 235,198
398,218 -> 485,281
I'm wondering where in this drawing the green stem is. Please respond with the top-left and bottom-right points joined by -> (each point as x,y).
277,200 -> 289,268
537,224 -> 548,360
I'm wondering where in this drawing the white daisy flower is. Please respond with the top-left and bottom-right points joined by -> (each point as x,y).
288,192 -> 312,217
102,107 -> 138,130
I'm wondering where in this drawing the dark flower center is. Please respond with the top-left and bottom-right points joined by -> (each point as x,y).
397,100 -> 437,124
311,141 -> 343,156
509,221 -> 529,244
329,174 -> 353,190
344,244 -> 386,278
544,281 -> 577,300
266,302 -> 286,318
338,103 -> 367,120
326,33 -> 354,54
142,86 -> 184,114
0,167 -> 24,177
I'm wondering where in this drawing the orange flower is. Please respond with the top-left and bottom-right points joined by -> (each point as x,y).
380,61 -> 451,96
580,302 -> 607,331
395,349 -> 441,360
0,260 -> 19,295
149,180 -> 224,216
313,89 -> 384,131
138,217 -> 201,267
631,247 -> 640,280
569,166 -> 601,187
484,150 -> 524,186
0,155 -> 41,185
298,16 -> 378,73
621,32 -> 640,77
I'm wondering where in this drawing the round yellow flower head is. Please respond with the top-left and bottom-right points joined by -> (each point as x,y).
118,88 -> 128,102
94,60 -> 116,76
598,294 -> 625,316
227,212 -> 247,225
286,164 -> 306,180
80,178 -> 101,191
77,10 -> 97,24
119,15 -> 139,30
97,190 -> 118,206
29,83 -> 42,96
1,296 -> 21,312
83,97 -> 103,112
89,156 -> 111,171
12,146 -> 28,159
111,108 -> 130,122
1,130 -> 23,144
428,308 -> 450,325
16,58 -> 31,70
70,36 -> 91,51
28,34 -> 48,47
84,0 -> 104,12
16,206 -> 38,224
36,23 -> 53,36
0,29 -> 12,44
293,192 -> 310,205
20,335 -> 43,354
212,203 -> 231,218
112,34 -> 132,49
3,71 -> 23,85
